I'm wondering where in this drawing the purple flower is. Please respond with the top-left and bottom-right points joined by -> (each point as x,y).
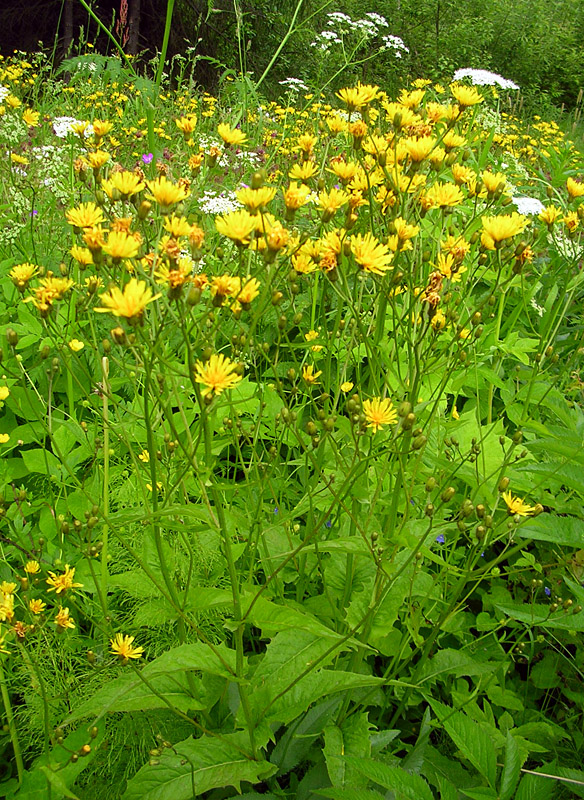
29,209 -> 38,217
142,153 -> 153,165
435,534 -> 445,544
325,519 -> 332,528
544,586 -> 551,597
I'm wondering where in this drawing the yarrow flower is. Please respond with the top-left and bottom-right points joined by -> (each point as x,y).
452,68 -> 519,90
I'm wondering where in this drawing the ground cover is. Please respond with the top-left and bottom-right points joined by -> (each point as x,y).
0,50 -> 583,799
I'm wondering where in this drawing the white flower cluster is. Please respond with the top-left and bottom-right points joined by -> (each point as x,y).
279,77 -> 309,94
52,116 -> 93,138
199,190 -> 241,215
0,85 -> 9,103
452,68 -> 519,91
310,11 -> 407,57
511,195 -> 545,215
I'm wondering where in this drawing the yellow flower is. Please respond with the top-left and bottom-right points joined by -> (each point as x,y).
110,633 -> 144,661
502,490 -> 536,516
305,330 -> 323,352
481,170 -> 507,195
237,276 -> 261,307
103,170 -> 145,199
25,277 -> 75,314
423,182 -> 464,208
0,594 -> 14,623
283,181 -> 311,210
441,235 -> 471,262
66,202 -> 105,229
538,205 -> 563,226
146,176 -> 190,211
210,275 -> 241,302
68,339 -> 84,352
217,123 -> 247,146
103,230 -> 141,260
404,136 -> 437,163
442,131 -> 466,150
318,187 -> 350,218
194,353 -> 242,397
92,119 -> 113,138
46,565 -> 83,594
394,217 -> 420,242
431,308 -> 446,330
175,115 -> 197,136
236,186 -> 276,211
138,449 -> 150,462
0,582 -> 16,595
54,607 -> 75,630
340,381 -> 354,393
0,386 -> 10,401
297,133 -> 318,154
288,162 -> 319,182
563,212 -> 579,233
328,160 -> 359,184
95,278 -> 161,321
566,177 -> 584,199
481,213 -> 528,249
0,434 -> 9,444
11,153 -> 27,165
29,598 -> 46,614
452,164 -> 476,185
70,246 -> 94,266
215,209 -> 257,246
363,397 -> 398,432
9,262 -> 38,290
302,365 -> 322,384
450,83 -> 484,108
24,561 -> 41,575
22,109 -> 40,127
351,232 -> 393,275
336,83 -> 378,111
87,150 -> 110,169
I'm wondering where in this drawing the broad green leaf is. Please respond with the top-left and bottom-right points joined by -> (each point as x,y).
436,776 -> 458,800
317,790 -> 385,799
345,758 -> 434,800
323,713 -> 371,788
460,789 -> 498,799
270,697 -> 340,776
21,448 -> 61,475
495,602 -> 584,632
499,731 -> 524,800
419,649 -> 500,684
518,513 -> 584,547
243,594 -> 349,642
428,700 -> 497,788
123,731 -> 276,800
515,771 -> 556,800
39,768 -> 81,800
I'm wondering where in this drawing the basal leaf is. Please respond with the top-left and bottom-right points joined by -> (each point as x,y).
344,757 -> 434,800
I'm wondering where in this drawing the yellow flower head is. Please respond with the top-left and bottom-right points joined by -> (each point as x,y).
318,187 -> 350,217
236,186 -> 277,211
215,209 -> 257,246
29,598 -> 46,614
146,176 -> 190,211
393,217 -> 420,241
9,262 -> 38,290
423,182 -> 464,209
363,397 -> 398,432
194,353 -> 242,397
24,561 -> 41,575
481,170 -> 507,195
103,230 -> 141,261
283,181 -> 311,210
95,278 -> 161,321
110,633 -> 144,661
103,170 -> 145,199
567,177 -> 584,199
336,83 -> 379,111
217,122 -> 247,146
163,215 -> 194,238
175,115 -> 197,136
288,161 -> 319,182
502,490 -> 536,517
87,150 -> 110,170
481,213 -> 527,249
302,364 -> 322,385
340,381 -> 354,393
46,565 -> 83,595
404,136 -> 437,163
66,202 -> 105,229
351,233 -> 393,275
450,83 -> 484,108
22,109 -> 40,127
92,119 -> 113,138
54,607 -> 75,630
538,205 -> 563,226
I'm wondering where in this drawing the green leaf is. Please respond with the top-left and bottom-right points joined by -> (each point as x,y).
518,513 -> 584,547
123,731 -> 276,800
495,602 -> 584,632
270,697 -> 340,776
515,771 -> 556,800
317,790 -> 385,799
436,776 -> 459,800
323,713 -> 372,788
345,758 -> 434,800
21,448 -> 61,475
460,789 -> 498,799
39,768 -> 81,800
499,731 -> 524,800
428,700 -> 497,788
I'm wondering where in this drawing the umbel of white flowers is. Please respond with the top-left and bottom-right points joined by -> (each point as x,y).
453,68 -> 520,91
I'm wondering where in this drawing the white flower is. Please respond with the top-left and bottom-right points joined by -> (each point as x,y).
199,190 -> 241,215
52,116 -> 93,138
452,68 -> 519,90
530,297 -> 544,317
512,196 -> 545,215
382,34 -> 409,54
0,85 -> 9,102
366,12 -> 389,27
279,77 -> 309,94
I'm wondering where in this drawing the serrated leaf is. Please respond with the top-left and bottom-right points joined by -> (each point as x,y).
39,768 -> 81,799
428,700 -> 497,788
499,731 -> 524,800
515,771 -> 556,800
345,758 -> 434,800
123,731 -> 276,800
518,513 -> 584,547
271,697 -> 340,776
323,713 -> 371,788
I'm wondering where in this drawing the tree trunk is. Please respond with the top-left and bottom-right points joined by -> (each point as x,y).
63,0 -> 74,57
128,0 -> 141,54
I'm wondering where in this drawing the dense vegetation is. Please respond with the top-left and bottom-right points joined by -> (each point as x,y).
0,4 -> 583,799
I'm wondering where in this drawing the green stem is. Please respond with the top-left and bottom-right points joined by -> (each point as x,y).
155,0 -> 176,90
255,0 -> 304,91
0,660 -> 24,785
74,0 -> 137,77
101,357 -> 109,618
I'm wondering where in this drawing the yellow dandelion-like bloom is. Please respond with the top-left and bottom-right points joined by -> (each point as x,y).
394,217 -> 420,242
83,226 -> 106,253
481,170 -> 507,195
25,277 -> 74,314
0,582 -> 16,595
452,164 -> 476,185
103,230 -> 141,260
404,136 -> 437,163
351,232 -> 393,276
66,202 -> 105,229
54,607 -> 75,630
215,209 -> 257,246
110,633 -> 144,661
175,115 -> 197,136
92,119 -> 113,138
217,123 -> 247,146
283,181 -> 311,210
318,187 -> 350,217
210,275 -> 241,301
363,397 -> 398,432
22,109 -> 40,127
328,160 -> 359,184
194,353 -> 242,397
138,449 -> 150,463
0,386 -> 9,402
103,170 -> 145,199
0,594 -> 14,623
29,598 -> 46,614
24,561 -> 41,575
163,216 -> 193,238
70,245 -> 94,266
481,213 -> 527,249
146,176 -> 190,211
424,181 -> 464,209
87,150 -> 110,170
46,565 -> 83,595
9,262 -> 38,290
95,278 -> 161,321
441,235 -> 471,263
340,381 -> 354,393
336,83 -> 379,111
450,83 -> 484,108
563,212 -> 579,233
302,364 -> 322,384
288,161 -> 319,182
297,133 -> 317,154
502,491 -> 536,517
442,130 -> 466,150
236,186 -> 276,211
566,177 -> 584,199
538,205 -> 563,226
237,276 -> 261,307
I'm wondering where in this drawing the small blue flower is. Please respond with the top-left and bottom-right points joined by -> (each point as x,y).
325,519 -> 332,529
273,506 -> 279,515
435,534 -> 445,544
544,586 -> 551,597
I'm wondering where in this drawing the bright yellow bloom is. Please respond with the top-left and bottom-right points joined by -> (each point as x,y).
481,170 -> 507,194
68,339 -> 84,352
110,633 -> 144,661
146,176 -> 190,211
46,565 -> 83,595
194,353 -> 242,397
394,217 -> 420,241
0,582 -> 16,595
538,205 -> 563,226
217,123 -> 247,146
22,109 -> 40,127
70,245 -> 94,266
340,381 -> 354,393
481,213 -> 527,249
24,561 -> 41,575
0,594 -> 14,623
318,187 -> 350,217
210,275 -> 241,301
283,181 -> 311,210
103,170 -> 145,199
363,397 -> 398,432
423,182 -> 464,208
328,160 -> 359,184
236,186 -> 276,211
237,276 -> 261,307
25,277 -> 74,314
502,491 -> 536,516
288,162 -> 319,182
442,131 -> 466,150
563,212 -> 579,233
302,364 -> 322,384
566,177 -> 584,199
450,83 -> 484,108
175,115 -> 197,136
29,598 -> 46,614
66,202 -> 105,229
0,387 -> 9,401
95,278 -> 161,321
351,233 -> 393,275
92,119 -> 113,138
87,150 -> 110,169
215,209 -> 257,245
9,262 -> 37,290
399,88 -> 425,109
336,83 -> 378,111
54,607 -> 75,630
163,215 -> 194,238
452,164 -> 476,185
103,230 -> 141,260
0,434 -> 9,444
297,133 -> 317,153
404,136 -> 436,163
